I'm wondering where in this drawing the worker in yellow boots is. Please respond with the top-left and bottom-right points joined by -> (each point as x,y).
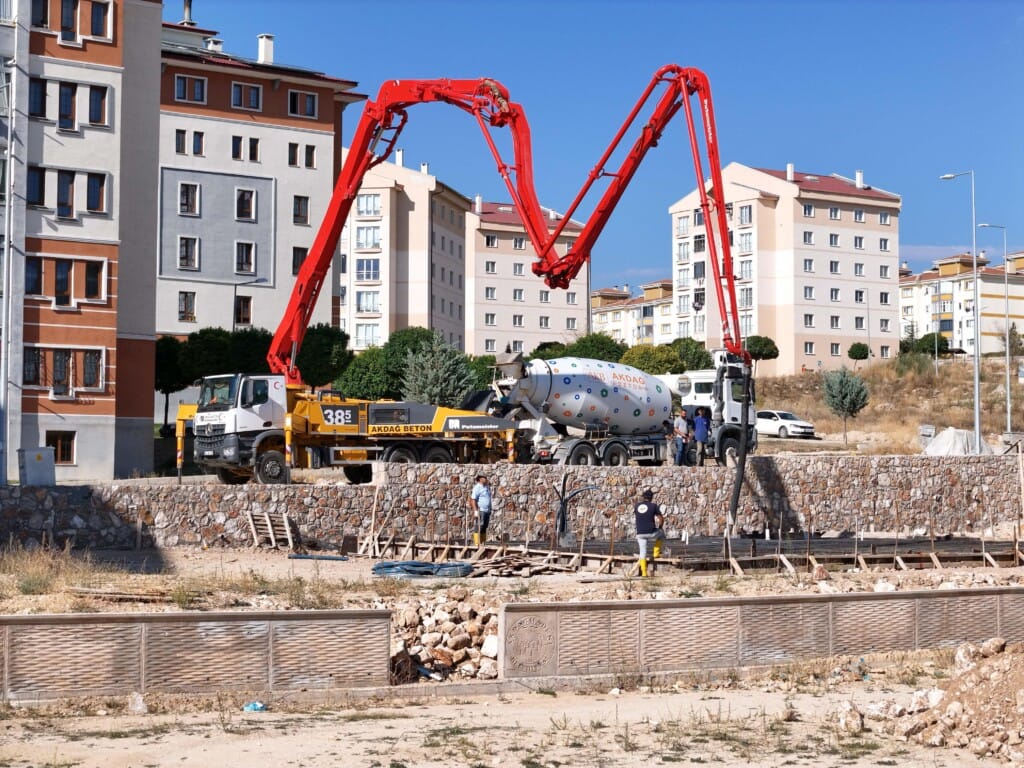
633,488 -> 664,577
470,474 -> 492,546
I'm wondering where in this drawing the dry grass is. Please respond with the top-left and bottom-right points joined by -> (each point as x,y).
758,353 -> 1020,449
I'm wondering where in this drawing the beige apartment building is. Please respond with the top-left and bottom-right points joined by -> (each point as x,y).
465,200 -> 588,357
591,280 -> 676,346
899,252 -> 1024,357
337,153 -> 470,351
670,162 -> 902,376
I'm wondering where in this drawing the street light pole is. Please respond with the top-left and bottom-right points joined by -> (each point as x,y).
979,223 -> 1010,434
940,171 -> 981,454
231,277 -> 267,333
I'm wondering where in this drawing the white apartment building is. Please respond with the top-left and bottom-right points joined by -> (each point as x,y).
591,280 -> 676,346
899,252 -> 1024,356
670,163 -> 902,376
337,153 -> 470,351
157,16 -> 363,340
465,200 -> 587,356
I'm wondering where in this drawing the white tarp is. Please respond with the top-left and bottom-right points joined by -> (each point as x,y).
922,426 -> 994,455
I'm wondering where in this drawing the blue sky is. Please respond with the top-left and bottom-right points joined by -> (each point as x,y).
166,0 -> 1023,292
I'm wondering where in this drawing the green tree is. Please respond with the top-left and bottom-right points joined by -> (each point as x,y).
900,322 -> 919,355
822,367 -> 869,447
915,332 -> 949,358
381,326 -> 435,398
1005,322 -> 1023,357
564,333 -> 628,362
670,337 -> 712,371
296,323 -> 353,388
467,354 -> 497,390
154,336 -> 192,436
180,327 -> 232,383
335,347 -> 390,400
527,341 -> 568,360
847,342 -> 870,369
619,344 -> 685,374
402,333 -> 476,407
745,335 -> 779,374
229,327 -> 273,374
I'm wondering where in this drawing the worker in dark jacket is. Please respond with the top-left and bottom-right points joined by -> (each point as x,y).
633,488 -> 664,577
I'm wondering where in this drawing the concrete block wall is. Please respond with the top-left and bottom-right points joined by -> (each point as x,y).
0,455 -> 1019,551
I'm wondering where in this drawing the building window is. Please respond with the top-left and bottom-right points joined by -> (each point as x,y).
738,232 -> 752,253
287,143 -> 299,166
23,347 -> 40,385
829,206 -> 840,220
25,257 -> 42,294
830,315 -> 840,329
356,290 -> 379,313
231,83 -> 262,111
539,290 -> 550,303
174,75 -> 207,104
355,323 -> 379,347
236,189 -> 255,221
86,173 -> 105,213
192,131 -> 204,155
46,431 -> 75,464
855,316 -> 865,330
57,82 -> 75,130
513,288 -> 524,302
355,225 -> 380,249
179,183 -> 199,215
31,0 -> 48,27
55,259 -> 71,305
566,317 -> 577,331
693,208 -> 704,226
694,234 -> 706,253
510,340 -> 523,353
880,237 -> 890,252
29,78 -> 46,118
854,235 -> 864,250
484,261 -> 496,274
484,313 -> 496,326
88,85 -> 106,124
879,291 -> 890,305
513,263 -> 524,276
831,343 -> 841,356
803,313 -> 814,328
234,295 -> 252,327
880,211 -> 890,225
82,349 -> 102,387
739,286 -> 753,308
880,318 -> 891,332
304,145 -> 316,168
80,261 -> 101,299
56,170 -> 74,218
880,265 -> 890,279
178,291 -> 196,322
880,345 -> 891,359
804,342 -> 815,355
513,237 -> 526,250
90,0 -> 108,36
854,289 -> 865,303
803,286 -> 815,300
27,166 -> 45,206
567,291 -> 577,305
854,208 -> 865,223
485,234 -> 498,248
854,263 -> 865,277
60,0 -> 77,41
356,193 -> 380,216
739,204 -> 752,225
231,135 -> 242,160
512,314 -> 524,327
803,258 -> 814,272
829,260 -> 840,274
355,258 -> 379,281
293,195 -> 309,225
292,247 -> 307,276
174,129 -> 186,154
803,204 -> 814,217
829,233 -> 840,247
248,137 -> 259,162
484,339 -> 496,353
830,287 -> 840,301
288,90 -> 317,117
178,236 -> 199,270
740,260 -> 752,280
485,287 -> 496,300
676,215 -> 690,235
235,242 -> 255,274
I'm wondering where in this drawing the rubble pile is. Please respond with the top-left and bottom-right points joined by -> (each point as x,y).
386,584 -> 501,683
867,639 -> 1024,763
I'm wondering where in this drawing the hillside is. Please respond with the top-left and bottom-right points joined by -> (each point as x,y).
755,354 -> 1019,453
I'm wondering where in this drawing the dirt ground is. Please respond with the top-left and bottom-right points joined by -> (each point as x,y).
0,546 -> 1020,767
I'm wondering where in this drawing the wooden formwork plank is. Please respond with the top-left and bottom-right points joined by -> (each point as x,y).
929,553 -> 943,569
894,556 -> 908,571
984,552 -> 1000,568
777,554 -> 796,576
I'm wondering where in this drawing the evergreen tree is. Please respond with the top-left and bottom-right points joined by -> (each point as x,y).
745,335 -> 779,374
295,323 -> 353,388
402,332 -> 476,407
847,342 -> 870,369
229,327 -> 273,374
180,327 -> 232,383
381,326 -> 435,398
822,367 -> 869,447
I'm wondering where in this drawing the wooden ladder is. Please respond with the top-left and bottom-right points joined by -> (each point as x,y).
246,510 -> 299,550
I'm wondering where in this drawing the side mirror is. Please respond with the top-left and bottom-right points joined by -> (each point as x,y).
240,380 -> 253,408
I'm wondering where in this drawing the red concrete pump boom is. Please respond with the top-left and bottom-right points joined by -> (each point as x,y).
269,67 -> 745,385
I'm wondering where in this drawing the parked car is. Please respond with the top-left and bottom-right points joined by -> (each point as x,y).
756,409 -> 815,439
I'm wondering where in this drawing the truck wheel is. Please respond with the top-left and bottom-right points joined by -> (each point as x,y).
602,443 -> 630,466
343,465 -> 372,484
716,436 -> 742,467
383,444 -> 419,463
216,467 -> 249,485
422,445 -> 453,463
255,450 -> 289,484
566,442 -> 598,465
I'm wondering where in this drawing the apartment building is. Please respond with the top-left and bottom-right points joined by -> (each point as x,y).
0,0 -> 162,481
465,200 -> 587,356
591,280 -> 676,346
899,252 -> 1024,356
336,153 -> 470,351
157,14 -> 364,342
670,163 -> 902,376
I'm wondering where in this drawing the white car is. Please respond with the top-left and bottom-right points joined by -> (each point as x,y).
756,409 -> 815,439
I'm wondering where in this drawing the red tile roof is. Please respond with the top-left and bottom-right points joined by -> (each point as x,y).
755,168 -> 900,202
479,202 -> 582,232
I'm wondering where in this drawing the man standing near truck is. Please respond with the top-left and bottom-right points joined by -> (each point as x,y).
470,475 -> 493,546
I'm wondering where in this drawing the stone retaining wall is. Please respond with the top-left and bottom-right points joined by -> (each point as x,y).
0,455 -> 1020,550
